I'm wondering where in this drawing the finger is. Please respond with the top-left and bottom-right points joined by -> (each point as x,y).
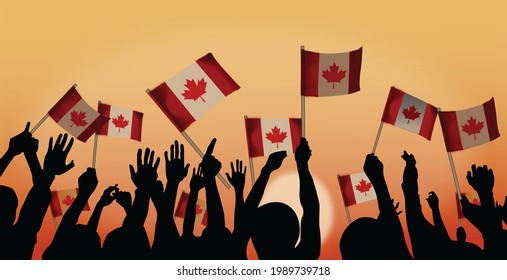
230,161 -> 235,173
184,163 -> 190,173
144,148 -> 150,165
197,164 -> 202,175
205,138 -> 217,156
55,134 -> 63,147
164,151 -> 169,164
129,164 -> 136,177
24,122 -> 31,132
62,161 -> 75,173
192,167 -> 196,177
467,171 -> 472,181
63,137 -> 74,154
226,172 -> 232,183
149,150 -> 155,166
174,140 -> 179,159
180,143 -> 185,161
153,157 -> 160,171
243,165 -> 247,175
137,149 -> 142,167
471,164 -> 477,174
48,137 -> 54,153
60,134 -> 68,149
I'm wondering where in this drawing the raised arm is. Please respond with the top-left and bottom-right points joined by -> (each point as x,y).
88,184 -> 118,232
426,191 -> 450,241
0,122 -> 31,176
226,160 -> 246,236
200,139 -> 225,229
294,138 -> 320,259
183,165 -> 205,238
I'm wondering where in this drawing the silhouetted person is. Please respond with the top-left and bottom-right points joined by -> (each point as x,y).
151,140 -> 189,259
43,168 -> 102,259
247,137 -> 320,260
340,153 -> 412,260
199,139 -> 234,259
226,159 -> 247,259
103,148 -> 158,259
1,127 -> 74,259
461,164 -> 506,259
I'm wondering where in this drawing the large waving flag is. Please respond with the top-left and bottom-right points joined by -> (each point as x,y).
244,118 -> 302,158
48,86 -> 109,142
338,172 -> 377,207
174,191 -> 208,226
381,86 -> 438,140
148,53 -> 240,132
97,103 -> 143,141
50,188 -> 90,217
301,47 -> 362,97
439,98 -> 500,152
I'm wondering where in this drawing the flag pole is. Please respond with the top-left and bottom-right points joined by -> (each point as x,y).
91,101 -> 101,168
372,122 -> 384,153
30,114 -> 50,134
244,115 -> 256,187
345,206 -> 352,225
300,45 -> 306,137
53,217 -> 58,230
180,131 -> 231,189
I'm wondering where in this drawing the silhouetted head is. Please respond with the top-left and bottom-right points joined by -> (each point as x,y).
340,217 -> 389,259
201,226 -> 233,259
456,227 -> 466,243
103,226 -> 151,259
251,202 -> 300,259
0,185 -> 18,227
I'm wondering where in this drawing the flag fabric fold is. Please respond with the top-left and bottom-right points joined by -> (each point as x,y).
50,188 -> 90,217
301,47 -> 362,97
439,98 -> 500,152
48,86 -> 110,142
244,118 -> 302,158
381,86 -> 438,140
148,53 -> 240,132
174,191 -> 208,226
97,103 -> 143,141
338,172 -> 377,207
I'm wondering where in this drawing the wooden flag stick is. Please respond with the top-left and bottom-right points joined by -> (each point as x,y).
244,115 -> 256,187
180,131 -> 231,189
301,45 -> 306,137
345,206 -> 352,225
30,114 -> 49,134
372,122 -> 384,154
53,217 -> 59,230
91,134 -> 99,169
447,151 -> 463,228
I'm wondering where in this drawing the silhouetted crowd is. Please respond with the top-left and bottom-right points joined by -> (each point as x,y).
1,123 -> 506,259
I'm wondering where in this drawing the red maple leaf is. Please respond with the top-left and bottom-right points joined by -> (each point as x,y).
196,203 -> 204,216
462,117 -> 484,140
181,78 -> 207,102
61,195 -> 75,206
70,110 -> 88,127
355,179 -> 373,195
112,114 -> 129,132
402,105 -> 421,124
471,198 -> 481,206
265,126 -> 287,148
321,63 -> 346,89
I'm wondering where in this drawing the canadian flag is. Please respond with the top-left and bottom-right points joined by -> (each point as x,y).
97,103 -> 143,141
439,98 -> 500,152
301,47 -> 362,97
338,172 -> 377,207
456,192 -> 481,219
148,53 -> 240,132
244,118 -> 302,158
48,86 -> 110,142
50,188 -> 90,217
174,191 -> 208,226
381,86 -> 438,140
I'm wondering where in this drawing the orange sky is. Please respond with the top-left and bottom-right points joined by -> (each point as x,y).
1,0 -> 506,260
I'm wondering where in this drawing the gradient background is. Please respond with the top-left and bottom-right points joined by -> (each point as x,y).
0,0 -> 506,260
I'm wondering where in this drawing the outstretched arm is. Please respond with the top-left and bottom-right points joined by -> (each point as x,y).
183,165 -> 205,238
200,139 -> 225,229
126,148 -> 160,228
294,138 -> 320,259
88,185 -> 118,232
0,122 -> 31,176
226,160 -> 246,236
426,191 -> 450,241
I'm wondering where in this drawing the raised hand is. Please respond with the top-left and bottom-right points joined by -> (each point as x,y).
129,148 -> 160,190
295,137 -> 311,164
264,151 -> 287,173
466,164 -> 494,194
426,191 -> 439,210
98,184 -> 119,207
43,134 -> 74,176
165,140 -> 190,185
497,196 -> 507,224
190,164 -> 205,191
114,190 -> 132,212
363,153 -> 383,180
201,138 -> 221,178
8,122 -> 32,156
226,160 -> 246,191
78,168 -> 98,197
